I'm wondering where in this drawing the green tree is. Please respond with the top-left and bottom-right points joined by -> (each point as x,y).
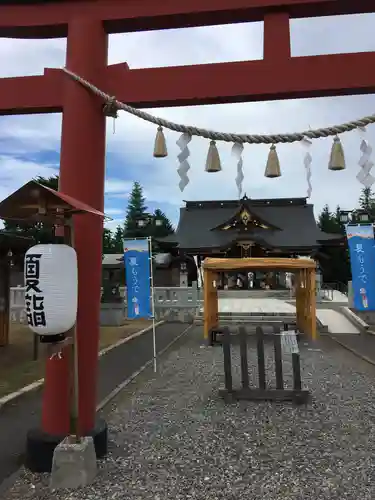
124,182 -> 148,238
3,175 -> 59,244
151,209 -> 174,237
102,227 -> 115,254
358,186 -> 375,220
317,203 -> 350,284
318,204 -> 340,233
113,225 -> 124,253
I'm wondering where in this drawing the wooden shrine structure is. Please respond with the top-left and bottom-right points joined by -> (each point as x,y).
203,257 -> 317,340
1,0 -> 374,471
158,195 -> 343,262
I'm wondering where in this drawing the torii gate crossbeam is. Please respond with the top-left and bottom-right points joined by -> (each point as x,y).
0,0 -> 374,472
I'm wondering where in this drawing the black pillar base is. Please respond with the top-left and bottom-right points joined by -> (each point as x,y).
25,417 -> 108,473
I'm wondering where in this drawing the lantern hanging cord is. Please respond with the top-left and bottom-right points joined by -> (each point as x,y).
62,67 -> 375,145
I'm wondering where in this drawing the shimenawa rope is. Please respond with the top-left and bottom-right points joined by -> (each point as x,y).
61,67 -> 375,145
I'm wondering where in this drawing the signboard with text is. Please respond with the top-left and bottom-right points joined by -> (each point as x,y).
123,239 -> 152,319
346,224 -> 375,311
280,331 -> 299,354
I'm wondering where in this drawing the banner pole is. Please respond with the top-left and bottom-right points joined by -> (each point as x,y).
148,236 -> 157,372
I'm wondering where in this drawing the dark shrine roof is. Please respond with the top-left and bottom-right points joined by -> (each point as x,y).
158,196 -> 343,251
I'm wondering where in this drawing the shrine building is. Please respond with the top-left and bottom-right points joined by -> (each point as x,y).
157,195 -> 343,289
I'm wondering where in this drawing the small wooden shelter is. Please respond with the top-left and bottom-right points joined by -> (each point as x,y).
203,257 -> 317,340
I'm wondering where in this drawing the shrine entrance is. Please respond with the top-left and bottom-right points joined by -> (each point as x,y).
203,257 -> 317,340
1,0 -> 374,472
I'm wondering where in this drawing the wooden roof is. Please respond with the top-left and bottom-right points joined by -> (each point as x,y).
0,180 -> 105,221
202,257 -> 316,271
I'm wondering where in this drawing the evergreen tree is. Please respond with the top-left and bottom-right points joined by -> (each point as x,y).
358,186 -> 375,219
318,204 -> 339,233
124,182 -> 148,238
152,208 -> 174,237
317,203 -> 350,284
102,227 -> 115,254
113,225 -> 124,253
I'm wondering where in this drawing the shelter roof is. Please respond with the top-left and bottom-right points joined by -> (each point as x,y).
0,180 -> 105,222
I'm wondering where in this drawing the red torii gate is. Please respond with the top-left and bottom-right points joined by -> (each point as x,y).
1,0 -> 375,470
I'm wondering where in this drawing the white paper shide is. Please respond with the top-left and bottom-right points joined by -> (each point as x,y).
24,244 -> 78,335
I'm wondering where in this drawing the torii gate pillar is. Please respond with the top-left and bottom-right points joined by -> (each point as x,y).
28,20 -> 108,471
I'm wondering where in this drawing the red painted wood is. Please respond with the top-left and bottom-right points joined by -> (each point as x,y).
0,0 -> 374,38
0,71 -> 63,115
104,52 -> 375,107
41,18 -> 107,436
263,12 -> 291,61
2,50 -> 375,114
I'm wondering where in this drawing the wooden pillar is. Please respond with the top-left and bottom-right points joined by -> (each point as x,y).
303,269 -> 308,333
203,269 -> 218,340
295,271 -> 302,332
309,267 -> 317,340
203,268 -> 211,340
42,18 -> 107,436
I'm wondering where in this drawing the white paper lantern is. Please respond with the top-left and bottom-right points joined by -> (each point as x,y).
24,244 -> 78,335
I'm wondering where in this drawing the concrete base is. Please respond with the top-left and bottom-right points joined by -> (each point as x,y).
25,417 -> 108,473
50,436 -> 97,490
100,302 -> 126,326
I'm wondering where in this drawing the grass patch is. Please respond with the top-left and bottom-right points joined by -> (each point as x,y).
0,319 -> 152,399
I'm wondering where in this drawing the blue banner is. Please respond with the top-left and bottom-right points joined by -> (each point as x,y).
346,224 -> 375,311
123,239 -> 152,319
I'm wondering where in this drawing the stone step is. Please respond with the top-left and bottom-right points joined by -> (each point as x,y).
197,312 -> 296,318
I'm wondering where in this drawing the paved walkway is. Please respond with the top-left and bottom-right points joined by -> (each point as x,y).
328,331 -> 375,364
6,328 -> 375,500
201,298 -> 296,314
316,309 -> 360,334
0,322 -> 190,488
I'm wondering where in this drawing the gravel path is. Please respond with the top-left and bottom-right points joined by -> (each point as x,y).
4,329 -> 375,500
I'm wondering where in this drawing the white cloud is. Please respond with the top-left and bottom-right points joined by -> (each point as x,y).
105,208 -> 124,216
104,179 -> 132,194
0,155 -> 58,199
1,13 -> 375,223
104,218 -> 123,232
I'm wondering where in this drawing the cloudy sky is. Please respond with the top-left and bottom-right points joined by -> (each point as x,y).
1,13 -> 375,231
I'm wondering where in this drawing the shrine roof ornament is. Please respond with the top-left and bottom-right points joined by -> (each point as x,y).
62,67 -> 375,198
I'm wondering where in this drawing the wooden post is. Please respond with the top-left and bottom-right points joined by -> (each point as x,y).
295,270 -> 302,332
203,268 -> 218,340
222,326 -> 233,393
309,267 -> 317,340
256,326 -> 266,390
302,268 -> 308,333
239,326 -> 249,389
212,273 -> 218,330
273,325 -> 284,390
